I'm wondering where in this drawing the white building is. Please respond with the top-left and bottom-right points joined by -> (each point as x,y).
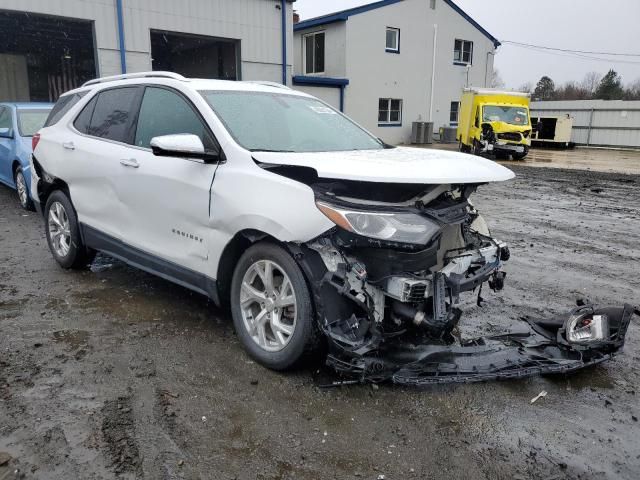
292,0 -> 500,144
0,0 -> 294,102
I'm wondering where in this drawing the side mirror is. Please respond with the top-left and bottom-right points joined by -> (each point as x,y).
0,127 -> 13,139
150,134 -> 222,163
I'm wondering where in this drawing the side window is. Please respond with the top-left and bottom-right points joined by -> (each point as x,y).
454,39 -> 473,65
475,107 -> 480,128
378,98 -> 402,126
74,96 -> 98,134
0,107 -> 12,130
44,91 -> 88,127
86,87 -> 139,143
386,27 -> 400,53
134,87 -> 216,150
304,32 -> 325,74
449,101 -> 460,125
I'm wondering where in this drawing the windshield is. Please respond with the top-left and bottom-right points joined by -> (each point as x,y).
482,105 -> 529,126
17,109 -> 52,137
200,91 -> 384,153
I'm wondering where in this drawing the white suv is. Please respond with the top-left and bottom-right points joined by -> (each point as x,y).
32,72 -> 517,375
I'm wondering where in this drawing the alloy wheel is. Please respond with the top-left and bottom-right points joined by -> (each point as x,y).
48,201 -> 71,257
239,260 -> 297,352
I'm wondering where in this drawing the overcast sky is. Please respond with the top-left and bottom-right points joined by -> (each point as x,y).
294,0 -> 640,89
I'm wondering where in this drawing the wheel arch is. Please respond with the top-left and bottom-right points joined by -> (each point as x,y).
32,156 -> 71,215
11,159 -> 21,177
216,229 -> 281,308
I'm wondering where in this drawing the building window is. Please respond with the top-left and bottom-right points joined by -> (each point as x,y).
386,27 -> 400,53
304,31 -> 325,74
430,0 -> 436,9
450,101 -> 460,125
454,39 -> 473,65
378,98 -> 402,126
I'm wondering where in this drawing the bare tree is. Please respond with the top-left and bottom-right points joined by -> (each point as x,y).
581,71 -> 602,96
556,81 -> 590,100
518,82 -> 533,94
624,78 -> 640,100
490,69 -> 505,89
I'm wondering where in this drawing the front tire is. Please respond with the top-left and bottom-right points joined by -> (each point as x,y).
14,167 -> 34,211
230,242 -> 316,370
44,191 -> 95,269
512,147 -> 529,161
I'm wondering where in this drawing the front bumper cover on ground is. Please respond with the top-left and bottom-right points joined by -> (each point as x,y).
325,304 -> 638,385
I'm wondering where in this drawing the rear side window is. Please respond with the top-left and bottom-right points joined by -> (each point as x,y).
134,87 -> 216,150
79,87 -> 139,143
44,92 -> 88,127
74,96 -> 98,134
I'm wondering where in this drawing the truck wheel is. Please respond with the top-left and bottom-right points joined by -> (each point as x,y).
44,191 -> 95,269
231,242 -> 317,370
512,147 -> 529,161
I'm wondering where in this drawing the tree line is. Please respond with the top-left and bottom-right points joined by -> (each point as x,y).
525,70 -> 640,101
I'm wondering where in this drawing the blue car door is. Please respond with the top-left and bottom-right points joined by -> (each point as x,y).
0,106 -> 14,185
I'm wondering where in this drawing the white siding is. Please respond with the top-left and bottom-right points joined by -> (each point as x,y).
531,100 -> 640,148
292,0 -> 497,145
0,0 -> 292,82
294,21 -> 347,78
294,85 -> 341,111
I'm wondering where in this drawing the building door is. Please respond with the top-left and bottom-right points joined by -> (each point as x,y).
150,30 -> 240,80
0,11 -> 97,102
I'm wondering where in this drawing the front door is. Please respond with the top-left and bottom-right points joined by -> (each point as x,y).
116,86 -> 220,278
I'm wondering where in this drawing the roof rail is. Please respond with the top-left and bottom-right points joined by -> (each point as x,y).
82,71 -> 187,87
243,81 -> 291,90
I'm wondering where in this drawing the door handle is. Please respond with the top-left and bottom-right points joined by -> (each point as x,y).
62,142 -> 75,150
120,158 -> 139,168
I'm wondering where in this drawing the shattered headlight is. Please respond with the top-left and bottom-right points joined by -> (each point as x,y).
566,311 -> 609,343
316,201 -> 441,244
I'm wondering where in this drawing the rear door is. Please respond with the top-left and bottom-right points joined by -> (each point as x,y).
0,106 -> 14,185
116,85 -> 220,276
63,86 -> 143,239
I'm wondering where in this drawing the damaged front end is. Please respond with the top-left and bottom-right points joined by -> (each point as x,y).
288,177 -> 637,385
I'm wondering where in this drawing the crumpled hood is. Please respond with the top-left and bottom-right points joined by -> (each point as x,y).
253,147 -> 515,184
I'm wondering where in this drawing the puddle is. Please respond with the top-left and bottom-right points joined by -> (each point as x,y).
52,330 -> 90,350
414,143 -> 640,175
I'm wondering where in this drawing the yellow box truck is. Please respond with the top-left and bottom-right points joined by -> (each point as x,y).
457,88 -> 532,160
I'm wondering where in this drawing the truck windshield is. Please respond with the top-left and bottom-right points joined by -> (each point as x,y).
482,106 -> 529,126
18,109 -> 52,137
200,91 -> 384,153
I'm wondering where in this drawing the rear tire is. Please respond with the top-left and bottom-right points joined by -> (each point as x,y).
44,190 -> 95,269
14,167 -> 34,211
230,242 -> 317,370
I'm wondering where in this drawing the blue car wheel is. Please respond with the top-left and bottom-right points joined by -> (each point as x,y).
14,166 -> 34,211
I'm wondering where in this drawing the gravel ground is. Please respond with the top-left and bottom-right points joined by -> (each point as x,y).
0,165 -> 639,480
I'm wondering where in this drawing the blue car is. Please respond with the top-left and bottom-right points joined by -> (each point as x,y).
0,102 -> 54,210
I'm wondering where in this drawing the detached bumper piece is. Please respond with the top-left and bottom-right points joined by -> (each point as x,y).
325,304 -> 638,385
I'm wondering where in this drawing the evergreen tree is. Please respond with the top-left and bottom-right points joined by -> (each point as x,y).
533,76 -> 555,100
594,70 -> 624,100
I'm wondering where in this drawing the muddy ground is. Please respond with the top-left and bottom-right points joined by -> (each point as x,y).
1,164 -> 639,480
